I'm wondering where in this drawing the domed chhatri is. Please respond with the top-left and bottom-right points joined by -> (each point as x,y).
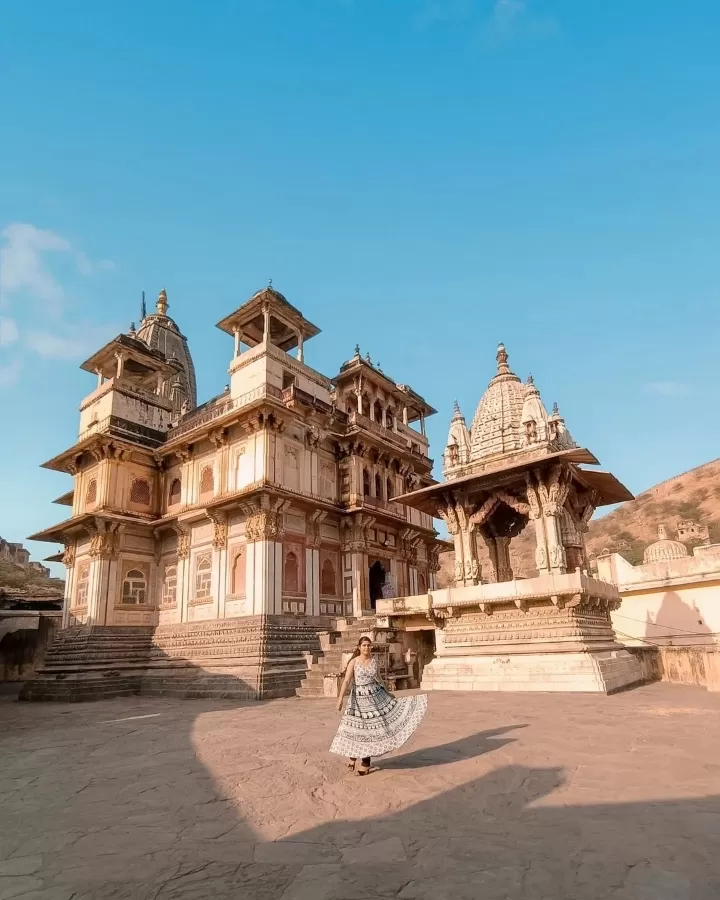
397,340 -> 641,694
643,524 -> 690,564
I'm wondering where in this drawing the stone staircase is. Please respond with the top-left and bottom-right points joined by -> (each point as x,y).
295,616 -> 411,699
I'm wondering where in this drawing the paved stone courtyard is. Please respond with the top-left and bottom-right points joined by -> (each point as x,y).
1,684 -> 720,899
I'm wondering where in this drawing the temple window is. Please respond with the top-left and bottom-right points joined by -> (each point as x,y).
375,473 -> 383,499
75,563 -> 90,607
418,572 -> 427,594
284,447 -> 300,491
122,568 -> 147,605
85,478 -> 97,507
386,477 -> 393,501
363,468 -> 370,497
283,550 -> 299,593
130,478 -> 151,506
168,478 -> 182,506
161,564 -> 177,606
231,547 -> 246,596
194,554 -> 212,600
321,558 -> 337,596
282,370 -> 295,390
346,394 -> 357,415
199,465 -> 214,500
386,409 -> 394,429
373,400 -> 383,423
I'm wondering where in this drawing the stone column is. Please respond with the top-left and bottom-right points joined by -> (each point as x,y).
525,473 -> 549,574
535,466 -> 569,575
115,352 -> 125,379
175,525 -> 191,623
297,331 -> 304,363
356,377 -> 363,416
233,329 -> 241,357
263,304 -> 270,343
351,551 -> 368,617
208,512 -> 227,620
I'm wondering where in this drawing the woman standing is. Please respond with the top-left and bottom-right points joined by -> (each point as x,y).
330,636 -> 427,775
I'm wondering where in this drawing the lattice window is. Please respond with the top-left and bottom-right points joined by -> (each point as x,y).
194,554 -> 212,600
130,478 -> 151,506
199,466 -> 214,499
168,478 -> 181,506
284,447 -> 300,491
75,563 -> 90,608
85,479 -> 97,507
320,558 -> 336,596
231,548 -> 246,596
283,551 -> 299,593
122,568 -> 147,605
319,461 -> 336,500
161,563 -> 177,607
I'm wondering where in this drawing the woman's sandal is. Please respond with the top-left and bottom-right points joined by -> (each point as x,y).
356,766 -> 370,776
347,759 -> 356,772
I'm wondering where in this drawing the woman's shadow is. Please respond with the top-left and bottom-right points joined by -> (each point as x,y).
380,724 -> 527,770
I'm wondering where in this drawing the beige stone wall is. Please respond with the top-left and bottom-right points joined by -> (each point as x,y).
598,551 -> 720,647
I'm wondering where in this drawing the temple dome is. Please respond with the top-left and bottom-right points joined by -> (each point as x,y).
469,344 -> 528,460
643,524 -> 689,564
137,289 -> 198,414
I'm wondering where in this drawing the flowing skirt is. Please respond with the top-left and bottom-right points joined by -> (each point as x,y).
330,680 -> 427,759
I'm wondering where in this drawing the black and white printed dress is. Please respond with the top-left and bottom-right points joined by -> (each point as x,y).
330,656 -> 427,759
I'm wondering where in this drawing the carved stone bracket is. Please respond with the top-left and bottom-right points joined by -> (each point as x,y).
173,523 -> 191,560
307,510 -> 327,548
207,511 -> 228,550
85,518 -> 122,560
243,496 -> 291,542
62,541 -> 76,568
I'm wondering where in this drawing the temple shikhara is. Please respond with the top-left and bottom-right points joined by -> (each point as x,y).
24,289 -> 644,700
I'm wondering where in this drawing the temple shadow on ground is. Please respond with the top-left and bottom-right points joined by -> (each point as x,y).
2,690 -> 720,899
380,724 -> 527,770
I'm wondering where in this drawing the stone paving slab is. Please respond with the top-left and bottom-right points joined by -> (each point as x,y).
1,684 -> 720,898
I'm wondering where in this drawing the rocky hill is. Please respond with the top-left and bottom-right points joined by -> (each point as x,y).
0,559 -> 65,599
438,457 -> 720,586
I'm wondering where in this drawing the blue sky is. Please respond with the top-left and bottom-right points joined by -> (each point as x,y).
2,0 -> 720,573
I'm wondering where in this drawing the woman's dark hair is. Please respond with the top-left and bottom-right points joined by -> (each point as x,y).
342,636 -> 372,675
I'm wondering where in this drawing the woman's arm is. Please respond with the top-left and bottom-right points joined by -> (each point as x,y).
336,658 -> 355,711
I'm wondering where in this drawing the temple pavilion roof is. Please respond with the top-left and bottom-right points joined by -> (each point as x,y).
216,285 -> 320,352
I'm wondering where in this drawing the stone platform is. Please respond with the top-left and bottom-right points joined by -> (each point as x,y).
382,571 -> 643,694
18,616 -> 328,702
2,685 -> 720,898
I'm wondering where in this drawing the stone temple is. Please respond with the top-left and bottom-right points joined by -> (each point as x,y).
24,294 -> 642,699
23,286 -> 442,700
380,343 -> 643,693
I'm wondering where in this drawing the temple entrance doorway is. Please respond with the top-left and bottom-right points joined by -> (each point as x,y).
368,560 -> 387,611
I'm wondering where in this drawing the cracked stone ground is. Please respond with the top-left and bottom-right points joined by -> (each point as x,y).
1,684 -> 720,899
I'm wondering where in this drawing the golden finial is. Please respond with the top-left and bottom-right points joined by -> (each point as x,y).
157,288 -> 168,316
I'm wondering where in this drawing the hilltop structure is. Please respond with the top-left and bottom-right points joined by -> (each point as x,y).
382,344 -> 643,693
24,287 -> 441,700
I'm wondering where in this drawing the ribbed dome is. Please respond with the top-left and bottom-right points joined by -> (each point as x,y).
137,289 -> 198,414
643,524 -> 689,564
469,344 -> 527,460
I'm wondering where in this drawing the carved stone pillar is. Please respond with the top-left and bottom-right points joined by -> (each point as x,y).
525,473 -> 549,574
535,465 -> 570,575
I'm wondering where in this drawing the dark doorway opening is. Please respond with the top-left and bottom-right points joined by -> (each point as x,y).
368,560 -> 387,611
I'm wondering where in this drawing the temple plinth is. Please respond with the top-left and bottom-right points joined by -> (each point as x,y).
394,344 -> 643,694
